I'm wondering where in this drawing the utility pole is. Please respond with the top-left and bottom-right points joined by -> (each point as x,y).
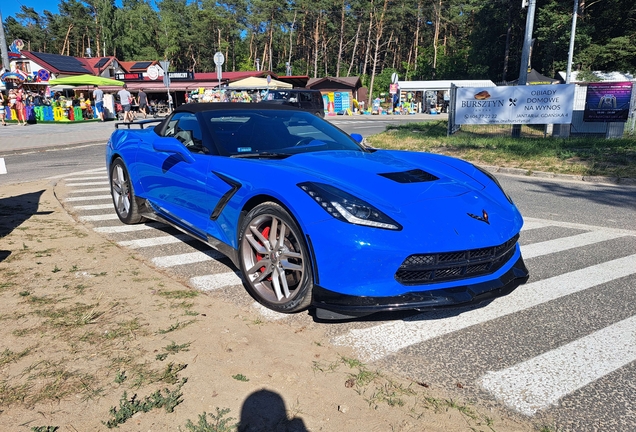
565,0 -> 579,84
512,0 -> 537,137
0,9 -> 11,72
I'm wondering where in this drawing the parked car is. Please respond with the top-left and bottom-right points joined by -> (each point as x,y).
261,89 -> 325,117
106,103 -> 528,320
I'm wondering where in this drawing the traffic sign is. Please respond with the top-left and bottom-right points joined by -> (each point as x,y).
214,52 -> 225,66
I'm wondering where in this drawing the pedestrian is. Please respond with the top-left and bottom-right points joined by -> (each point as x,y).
93,84 -> 104,121
14,86 -> 27,126
0,94 -> 7,126
138,88 -> 148,118
117,84 -> 133,122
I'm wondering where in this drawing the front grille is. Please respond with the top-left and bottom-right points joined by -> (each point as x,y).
395,235 -> 519,285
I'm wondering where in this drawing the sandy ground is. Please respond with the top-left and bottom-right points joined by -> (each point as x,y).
0,179 -> 541,431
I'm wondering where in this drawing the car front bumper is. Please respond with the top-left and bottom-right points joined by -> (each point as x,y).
311,256 -> 529,320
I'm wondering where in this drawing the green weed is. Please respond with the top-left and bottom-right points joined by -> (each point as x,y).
184,408 -> 237,432
102,378 -> 187,428
231,374 -> 249,382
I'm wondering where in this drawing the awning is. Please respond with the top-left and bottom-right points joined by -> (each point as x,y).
98,81 -> 223,93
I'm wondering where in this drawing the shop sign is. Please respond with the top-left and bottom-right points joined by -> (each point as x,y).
455,84 -> 575,125
147,65 -> 160,81
116,73 -> 144,81
583,82 -> 633,122
168,72 -> 194,81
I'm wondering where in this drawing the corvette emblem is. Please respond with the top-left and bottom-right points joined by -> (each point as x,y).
467,209 -> 490,225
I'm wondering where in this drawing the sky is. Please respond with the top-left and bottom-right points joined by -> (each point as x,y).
1,1 -> 59,22
1,0 -> 124,23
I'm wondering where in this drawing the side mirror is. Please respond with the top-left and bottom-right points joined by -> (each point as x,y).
350,133 -> 363,143
153,137 -> 195,164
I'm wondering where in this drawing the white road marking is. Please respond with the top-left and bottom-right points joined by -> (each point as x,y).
47,167 -> 106,179
79,214 -> 120,222
118,234 -> 193,248
190,272 -> 242,291
332,254 -> 636,361
480,315 -> 636,415
68,187 -> 111,193
73,204 -> 114,211
0,158 -> 7,175
521,231 -> 627,259
64,176 -> 108,181
65,194 -> 112,202
94,222 -> 166,233
523,216 -> 636,236
520,220 -> 551,231
66,181 -> 109,187
152,250 -> 225,267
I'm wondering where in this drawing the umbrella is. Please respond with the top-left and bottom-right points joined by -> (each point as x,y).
48,74 -> 125,87
1,70 -> 28,83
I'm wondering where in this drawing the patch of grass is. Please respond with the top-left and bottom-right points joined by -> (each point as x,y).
184,408 -> 237,432
156,341 -> 191,361
31,427 -> 59,432
159,289 -> 199,299
312,359 -> 340,373
158,362 -> 187,385
52,265 -> 61,273
33,248 -> 55,258
114,370 -> 127,384
369,122 -> 636,178
157,319 -> 196,334
0,282 -> 16,292
0,347 -> 34,367
27,295 -> 57,305
103,318 -> 145,340
102,378 -> 187,428
231,373 -> 249,382
0,381 -> 31,405
171,300 -> 195,309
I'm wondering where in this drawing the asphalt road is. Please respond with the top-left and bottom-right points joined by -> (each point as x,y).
2,114 -> 636,431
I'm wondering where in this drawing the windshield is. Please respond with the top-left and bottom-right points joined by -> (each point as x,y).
201,109 -> 364,157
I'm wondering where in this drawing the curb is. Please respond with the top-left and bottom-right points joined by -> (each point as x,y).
479,165 -> 636,186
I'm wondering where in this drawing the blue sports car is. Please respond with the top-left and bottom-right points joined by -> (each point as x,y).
106,103 -> 528,320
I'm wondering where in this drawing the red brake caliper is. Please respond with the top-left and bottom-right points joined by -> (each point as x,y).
256,226 -> 270,278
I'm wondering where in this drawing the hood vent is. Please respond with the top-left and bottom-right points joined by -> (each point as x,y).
379,169 -> 439,184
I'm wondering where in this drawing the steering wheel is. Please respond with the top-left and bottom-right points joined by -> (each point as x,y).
295,137 -> 315,147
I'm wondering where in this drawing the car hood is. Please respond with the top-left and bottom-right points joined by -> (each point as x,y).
280,150 -> 484,206
275,150 -> 521,247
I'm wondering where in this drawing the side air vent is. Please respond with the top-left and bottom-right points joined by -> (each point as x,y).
378,169 -> 439,184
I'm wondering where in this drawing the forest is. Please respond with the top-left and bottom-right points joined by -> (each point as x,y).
3,0 -> 636,98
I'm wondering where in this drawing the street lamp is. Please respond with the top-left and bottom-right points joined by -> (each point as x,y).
255,58 -> 260,71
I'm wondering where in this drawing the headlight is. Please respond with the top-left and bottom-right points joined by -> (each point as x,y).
298,182 -> 402,230
474,165 -> 514,204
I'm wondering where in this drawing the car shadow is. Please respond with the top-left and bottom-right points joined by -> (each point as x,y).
0,190 -> 53,263
517,178 -> 636,211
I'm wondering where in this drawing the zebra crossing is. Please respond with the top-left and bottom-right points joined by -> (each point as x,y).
58,168 -> 636,430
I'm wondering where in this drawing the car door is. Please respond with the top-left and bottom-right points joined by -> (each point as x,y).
135,112 -> 214,240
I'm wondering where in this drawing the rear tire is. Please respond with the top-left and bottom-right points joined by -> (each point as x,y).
109,158 -> 145,224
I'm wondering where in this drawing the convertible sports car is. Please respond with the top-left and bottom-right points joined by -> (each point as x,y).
106,103 -> 529,320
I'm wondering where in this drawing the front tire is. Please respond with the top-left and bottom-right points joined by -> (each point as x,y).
110,158 -> 145,224
238,202 -> 312,313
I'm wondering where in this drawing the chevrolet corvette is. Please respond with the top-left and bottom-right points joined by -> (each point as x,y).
106,103 -> 528,320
